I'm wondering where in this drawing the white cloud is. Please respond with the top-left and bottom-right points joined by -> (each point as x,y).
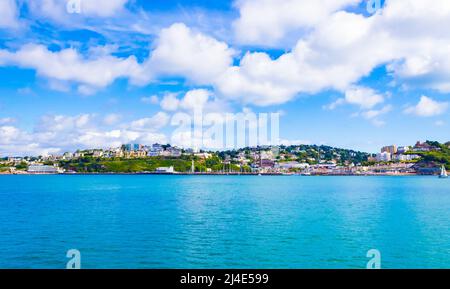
0,0 -> 19,28
103,114 -> 122,125
326,87 -> 386,110
149,23 -> 235,85
215,0 -> 450,106
0,126 -> 22,144
27,0 -> 130,21
361,105 -> 392,127
0,117 -> 16,125
79,0 -> 129,17
361,105 -> 393,120
130,112 -> 170,131
435,120 -> 445,127
343,86 -> 385,109
141,95 -> 159,105
160,93 -> 180,111
404,96 -> 449,117
0,112 -> 172,157
233,0 -> 360,46
159,89 -> 227,114
179,89 -> 212,111
0,44 -> 144,92
2,1 -> 450,110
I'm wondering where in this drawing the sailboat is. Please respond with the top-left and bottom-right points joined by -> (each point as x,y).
439,165 -> 448,178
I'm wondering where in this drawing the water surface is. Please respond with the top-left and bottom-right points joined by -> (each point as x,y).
0,175 -> 448,268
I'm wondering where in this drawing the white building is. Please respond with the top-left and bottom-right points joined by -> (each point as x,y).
28,165 -> 61,174
397,146 -> 410,154
155,166 -> 175,174
277,162 -> 309,170
376,152 -> 391,162
393,154 -> 420,162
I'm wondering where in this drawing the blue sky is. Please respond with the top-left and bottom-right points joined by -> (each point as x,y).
0,0 -> 449,156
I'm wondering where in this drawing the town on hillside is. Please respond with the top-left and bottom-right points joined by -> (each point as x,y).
1,141 -> 449,176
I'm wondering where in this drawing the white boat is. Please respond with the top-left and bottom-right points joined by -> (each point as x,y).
439,165 -> 448,178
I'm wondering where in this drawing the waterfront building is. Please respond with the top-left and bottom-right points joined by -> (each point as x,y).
194,152 -> 212,159
73,151 -> 85,158
277,162 -> 309,170
381,145 -> 397,154
393,154 -> 420,162
147,143 -> 164,157
376,152 -> 391,162
397,146 -> 410,154
155,166 -> 174,173
124,144 -> 141,152
168,147 -> 182,157
260,159 -> 275,168
28,165 -> 60,174
414,141 -> 433,152
93,150 -> 104,158
62,152 -> 73,160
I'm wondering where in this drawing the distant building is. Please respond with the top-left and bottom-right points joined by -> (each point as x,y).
277,162 -> 309,170
397,146 -> 410,154
393,154 -> 420,162
194,152 -> 212,159
376,152 -> 391,162
28,165 -> 60,174
147,144 -> 164,157
414,141 -> 433,152
73,151 -> 85,158
93,150 -> 104,158
260,159 -> 275,168
381,145 -> 397,154
167,147 -> 182,157
62,152 -> 73,160
184,148 -> 195,154
155,166 -> 174,174
124,144 -> 141,152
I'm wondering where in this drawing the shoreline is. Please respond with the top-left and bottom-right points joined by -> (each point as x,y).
0,172 -> 431,177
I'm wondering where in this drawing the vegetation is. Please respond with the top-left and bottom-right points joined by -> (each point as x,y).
415,141 -> 450,169
58,156 -> 250,173
218,144 -> 370,166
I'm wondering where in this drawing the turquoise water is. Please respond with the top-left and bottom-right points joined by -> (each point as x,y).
0,175 -> 449,269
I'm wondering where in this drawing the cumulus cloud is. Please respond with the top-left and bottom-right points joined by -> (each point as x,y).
179,89 -> 212,111
160,93 -> 180,111
0,117 -> 16,125
159,89 -> 227,114
148,23 -> 235,85
130,112 -> 170,131
27,0 -> 130,21
0,0 -> 19,28
0,23 -> 233,94
0,44 -> 144,93
1,0 -> 450,110
361,105 -> 393,120
404,96 -> 449,117
141,95 -> 159,105
103,114 -> 122,125
0,112 -> 171,157
233,0 -> 360,46
215,0 -> 450,105
326,86 -> 385,110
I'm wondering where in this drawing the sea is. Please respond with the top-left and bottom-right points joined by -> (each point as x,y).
0,175 -> 448,268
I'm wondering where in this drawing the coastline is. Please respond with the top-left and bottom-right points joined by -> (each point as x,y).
0,172 -> 427,177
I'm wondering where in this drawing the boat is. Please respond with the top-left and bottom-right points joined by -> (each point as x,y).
439,165 -> 448,178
